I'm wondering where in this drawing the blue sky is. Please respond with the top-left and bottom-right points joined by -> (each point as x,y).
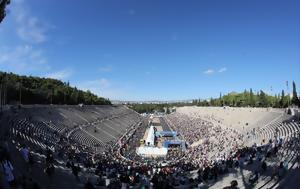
0,0 -> 299,101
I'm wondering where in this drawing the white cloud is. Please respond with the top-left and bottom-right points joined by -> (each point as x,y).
78,79 -> 111,90
0,45 -> 50,74
218,67 -> 227,73
98,65 -> 112,72
99,78 -> 110,88
203,69 -> 214,75
11,0 -> 53,43
45,69 -> 73,80
76,79 -> 134,100
76,78 -> 115,98
203,67 -> 227,75
0,1 -> 55,75
17,17 -> 47,43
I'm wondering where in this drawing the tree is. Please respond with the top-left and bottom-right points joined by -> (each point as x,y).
274,94 -> 280,107
291,81 -> 300,106
249,88 -> 255,107
219,93 -> 223,106
0,71 -> 111,105
258,90 -> 268,107
280,90 -> 288,108
0,0 -> 10,23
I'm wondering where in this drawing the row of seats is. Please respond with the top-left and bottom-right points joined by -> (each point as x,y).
10,119 -> 59,150
69,129 -> 104,152
254,113 -> 284,130
255,132 -> 300,189
9,106 -> 141,154
252,116 -> 300,189
70,112 -> 141,151
255,115 -> 298,142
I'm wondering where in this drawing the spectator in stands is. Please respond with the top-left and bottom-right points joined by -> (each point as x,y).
0,158 -> 15,186
278,162 -> 286,178
2,107 -> 299,189
20,145 -> 29,163
261,161 -> 267,172
120,172 -> 130,189
249,171 -> 259,184
28,151 -> 34,167
44,163 -> 55,179
71,162 -> 81,181
20,145 -> 34,174
2,140 -> 10,154
46,149 -> 54,164
84,178 -> 95,189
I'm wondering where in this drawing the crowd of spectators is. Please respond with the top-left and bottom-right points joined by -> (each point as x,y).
1,109 -> 300,189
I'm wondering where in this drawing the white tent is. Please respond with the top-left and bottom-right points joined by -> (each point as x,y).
145,126 -> 155,146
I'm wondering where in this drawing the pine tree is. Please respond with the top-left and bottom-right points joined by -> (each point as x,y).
291,81 -> 300,106
259,90 -> 268,107
250,88 -> 255,107
219,92 -> 223,106
0,0 -> 10,23
274,94 -> 279,108
280,90 -> 288,108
